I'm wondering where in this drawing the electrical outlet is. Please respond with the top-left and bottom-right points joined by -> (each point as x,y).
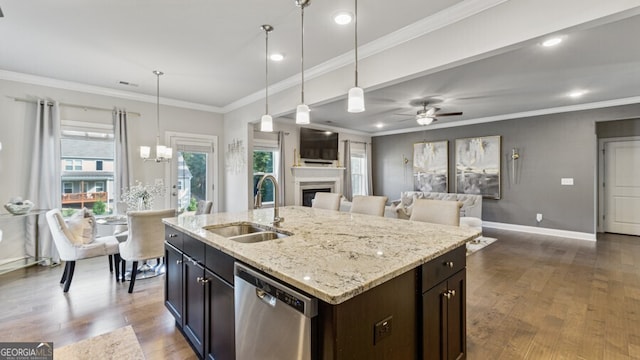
374,316 -> 393,344
536,213 -> 543,222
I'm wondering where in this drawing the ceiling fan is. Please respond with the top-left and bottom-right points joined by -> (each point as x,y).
410,101 -> 463,126
399,99 -> 462,125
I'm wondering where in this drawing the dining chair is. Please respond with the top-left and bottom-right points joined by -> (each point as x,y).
350,195 -> 388,217
119,209 -> 176,293
195,200 -> 213,215
45,209 -> 121,292
409,198 -> 462,226
312,192 -> 342,211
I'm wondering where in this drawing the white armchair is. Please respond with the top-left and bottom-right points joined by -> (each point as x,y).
119,209 -> 175,293
45,209 -> 121,292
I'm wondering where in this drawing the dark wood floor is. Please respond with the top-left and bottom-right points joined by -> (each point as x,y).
0,229 -> 638,359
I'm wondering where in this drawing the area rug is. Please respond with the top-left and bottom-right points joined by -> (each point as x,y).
466,237 -> 497,255
54,325 -> 145,359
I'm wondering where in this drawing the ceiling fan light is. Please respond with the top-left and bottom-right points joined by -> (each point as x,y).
416,116 -> 434,126
296,104 -> 310,124
260,114 -> 273,132
347,87 -> 365,113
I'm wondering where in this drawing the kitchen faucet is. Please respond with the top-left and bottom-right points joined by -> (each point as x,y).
254,174 -> 284,226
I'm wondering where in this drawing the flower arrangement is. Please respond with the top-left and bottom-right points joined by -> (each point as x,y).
121,182 -> 166,211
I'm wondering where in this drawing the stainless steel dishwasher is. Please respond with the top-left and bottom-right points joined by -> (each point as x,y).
234,262 -> 318,360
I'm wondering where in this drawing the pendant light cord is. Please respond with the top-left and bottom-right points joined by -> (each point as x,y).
354,0 -> 358,87
155,70 -> 161,146
265,29 -> 269,114
301,5 -> 305,104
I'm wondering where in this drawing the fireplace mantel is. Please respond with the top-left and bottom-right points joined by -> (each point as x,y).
291,167 -> 345,206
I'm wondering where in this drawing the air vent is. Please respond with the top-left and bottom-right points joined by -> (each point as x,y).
118,81 -> 139,87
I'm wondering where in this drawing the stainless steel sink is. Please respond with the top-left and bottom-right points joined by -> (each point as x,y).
204,222 -> 291,243
204,222 -> 269,237
228,231 -> 288,243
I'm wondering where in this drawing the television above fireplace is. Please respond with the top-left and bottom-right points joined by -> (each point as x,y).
299,128 -> 338,161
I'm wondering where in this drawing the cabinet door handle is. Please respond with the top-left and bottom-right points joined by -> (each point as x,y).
444,261 -> 454,268
196,277 -> 209,285
176,260 -> 183,265
449,289 -> 456,297
443,291 -> 451,299
169,233 -> 178,238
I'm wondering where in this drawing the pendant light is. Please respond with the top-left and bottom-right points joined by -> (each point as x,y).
260,25 -> 274,132
295,0 -> 310,125
347,0 -> 365,113
140,70 -> 173,162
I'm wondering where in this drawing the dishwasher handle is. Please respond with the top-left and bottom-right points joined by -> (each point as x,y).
256,288 -> 277,307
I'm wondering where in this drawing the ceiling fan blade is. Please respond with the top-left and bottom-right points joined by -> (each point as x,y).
435,112 -> 463,117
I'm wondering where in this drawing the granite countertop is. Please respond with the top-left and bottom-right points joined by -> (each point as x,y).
163,206 -> 479,305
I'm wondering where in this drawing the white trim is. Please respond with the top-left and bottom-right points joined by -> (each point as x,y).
222,0 -> 509,113
482,221 -> 597,241
373,96 -> 640,137
0,69 -> 223,113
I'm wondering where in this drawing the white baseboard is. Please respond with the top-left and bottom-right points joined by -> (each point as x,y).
482,221 -> 597,241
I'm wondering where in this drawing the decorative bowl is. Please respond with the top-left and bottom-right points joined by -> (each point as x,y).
4,200 -> 34,215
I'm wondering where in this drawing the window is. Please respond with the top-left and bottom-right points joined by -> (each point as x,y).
95,181 -> 104,192
60,120 -> 115,215
350,144 -> 368,196
253,150 -> 278,203
63,182 -> 73,194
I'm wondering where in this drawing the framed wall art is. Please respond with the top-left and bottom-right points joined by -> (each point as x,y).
413,140 -> 448,193
455,135 -> 501,199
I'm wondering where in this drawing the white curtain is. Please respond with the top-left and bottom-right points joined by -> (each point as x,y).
27,100 -> 61,264
365,142 -> 373,195
343,140 -> 353,201
114,109 -> 131,208
277,131 -> 286,205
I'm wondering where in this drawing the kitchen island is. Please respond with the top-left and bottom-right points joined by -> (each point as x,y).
163,206 -> 479,360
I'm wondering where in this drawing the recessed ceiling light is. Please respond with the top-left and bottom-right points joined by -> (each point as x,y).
375,123 -> 384,129
334,12 -> 353,25
542,37 -> 563,47
270,53 -> 284,61
568,90 -> 587,98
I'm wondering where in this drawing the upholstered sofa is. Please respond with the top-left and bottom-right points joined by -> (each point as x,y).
391,191 -> 483,233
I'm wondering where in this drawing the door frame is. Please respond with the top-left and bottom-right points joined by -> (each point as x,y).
164,131 -> 219,213
597,136 -> 640,233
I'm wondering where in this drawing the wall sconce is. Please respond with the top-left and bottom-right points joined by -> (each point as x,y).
511,147 -> 520,184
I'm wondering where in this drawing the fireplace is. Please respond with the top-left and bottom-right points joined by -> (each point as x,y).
302,187 -> 332,207
291,166 -> 345,206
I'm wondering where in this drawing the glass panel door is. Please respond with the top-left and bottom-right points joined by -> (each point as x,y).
169,133 -> 218,214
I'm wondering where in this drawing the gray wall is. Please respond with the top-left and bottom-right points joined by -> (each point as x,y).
596,118 -> 640,138
372,103 -> 640,234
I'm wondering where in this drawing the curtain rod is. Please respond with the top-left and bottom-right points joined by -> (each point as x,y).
9,96 -> 141,117
342,140 -> 369,145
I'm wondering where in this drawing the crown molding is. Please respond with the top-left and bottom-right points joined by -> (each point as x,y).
0,69 -> 223,113
372,95 -> 640,137
222,0 -> 510,113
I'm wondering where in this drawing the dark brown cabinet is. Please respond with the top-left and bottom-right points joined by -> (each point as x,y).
421,247 -> 466,360
164,243 -> 184,325
164,227 -> 235,360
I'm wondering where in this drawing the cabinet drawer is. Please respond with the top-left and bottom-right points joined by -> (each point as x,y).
422,245 -> 465,292
206,245 -> 235,285
165,225 -> 183,249
184,234 -> 205,264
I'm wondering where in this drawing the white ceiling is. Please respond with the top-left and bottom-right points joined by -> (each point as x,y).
1,1 -> 640,135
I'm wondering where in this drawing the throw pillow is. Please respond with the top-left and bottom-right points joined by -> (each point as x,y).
66,208 -> 96,245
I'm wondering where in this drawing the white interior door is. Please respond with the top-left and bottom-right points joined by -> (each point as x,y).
603,139 -> 640,235
166,132 -> 218,213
